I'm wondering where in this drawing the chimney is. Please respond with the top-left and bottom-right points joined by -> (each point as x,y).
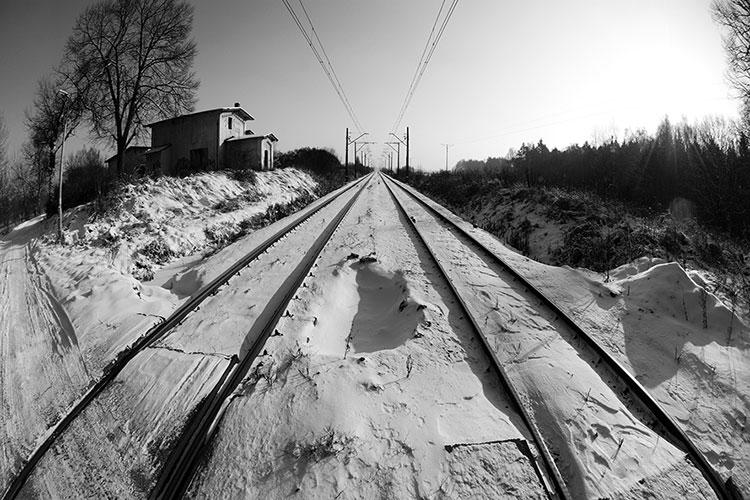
234,102 -> 240,108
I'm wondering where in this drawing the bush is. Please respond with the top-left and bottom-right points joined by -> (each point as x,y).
230,168 -> 257,184
140,236 -> 175,265
276,147 -> 341,175
46,147 -> 109,215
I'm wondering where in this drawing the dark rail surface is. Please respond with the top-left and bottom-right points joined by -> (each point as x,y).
384,173 -> 736,500
2,174 -> 371,500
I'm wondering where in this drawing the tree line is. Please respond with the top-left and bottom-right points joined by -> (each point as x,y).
499,117 -> 750,239
415,117 -> 749,240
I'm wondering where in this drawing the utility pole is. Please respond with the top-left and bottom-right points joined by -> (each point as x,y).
388,133 -> 406,176
355,141 -> 375,171
441,143 -> 453,171
345,127 -> 349,179
405,126 -> 410,175
385,142 -> 401,174
348,131 -> 368,180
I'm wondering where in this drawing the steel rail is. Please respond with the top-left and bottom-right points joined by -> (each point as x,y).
2,174 -> 371,500
381,174 -> 568,499
151,175 -> 372,499
384,173 -> 736,500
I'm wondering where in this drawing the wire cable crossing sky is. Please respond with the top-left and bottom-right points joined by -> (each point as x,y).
0,0 -> 739,170
282,0 -> 364,133
392,0 -> 460,133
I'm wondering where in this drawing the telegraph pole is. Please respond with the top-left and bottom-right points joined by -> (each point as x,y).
441,143 -> 453,171
385,142 -> 400,174
348,131 -> 368,180
356,141 -> 375,170
345,128 -> 349,179
388,132 -> 407,176
405,126 -> 410,175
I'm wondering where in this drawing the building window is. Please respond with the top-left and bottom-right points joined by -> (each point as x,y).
228,117 -> 233,130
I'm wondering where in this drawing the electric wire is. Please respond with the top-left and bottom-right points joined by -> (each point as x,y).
392,0 -> 447,132
392,0 -> 460,132
281,0 -> 364,132
296,0 -> 363,132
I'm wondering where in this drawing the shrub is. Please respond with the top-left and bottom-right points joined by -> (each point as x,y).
230,169 -> 257,184
140,236 -> 175,265
46,147 -> 110,215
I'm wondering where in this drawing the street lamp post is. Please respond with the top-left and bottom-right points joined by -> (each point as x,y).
441,143 -> 453,172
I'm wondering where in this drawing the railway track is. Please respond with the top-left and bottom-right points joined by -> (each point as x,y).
150,173 -> 371,499
382,175 -> 568,499
382,173 -> 735,500
5,171 -> 739,499
2,174 -> 372,500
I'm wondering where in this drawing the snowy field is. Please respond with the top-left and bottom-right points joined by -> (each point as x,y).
398,180 -> 750,496
1,171 -> 747,498
0,168 -> 318,493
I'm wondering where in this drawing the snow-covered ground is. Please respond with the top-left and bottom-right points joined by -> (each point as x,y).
187,174 -> 549,498
397,178 -> 750,496
56,168 -> 318,282
2,170 -> 747,498
0,168 -> 320,495
17,176 -> 365,497
389,177 -> 716,498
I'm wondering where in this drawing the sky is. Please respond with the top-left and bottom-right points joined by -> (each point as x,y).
0,0 -> 740,171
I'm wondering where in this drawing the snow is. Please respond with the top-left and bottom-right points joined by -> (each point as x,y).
394,177 -> 750,497
2,171 -> 747,498
57,168 -> 318,281
166,176 -> 363,300
0,168 -> 321,495
24,348 -> 232,498
186,175 -> 548,498
13,176 -> 365,497
388,177 -> 715,498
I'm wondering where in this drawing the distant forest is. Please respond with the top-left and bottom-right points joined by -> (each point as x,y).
437,117 -> 750,240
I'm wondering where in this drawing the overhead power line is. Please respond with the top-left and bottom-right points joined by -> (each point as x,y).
295,0 -> 362,131
392,0 -> 460,132
282,0 -> 364,132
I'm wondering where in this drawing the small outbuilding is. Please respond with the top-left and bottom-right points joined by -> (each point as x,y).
105,146 -> 149,176
225,133 -> 279,171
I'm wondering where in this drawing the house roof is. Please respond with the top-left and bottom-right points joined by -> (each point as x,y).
144,144 -> 171,155
146,107 -> 254,127
227,133 -> 278,143
105,146 -> 149,163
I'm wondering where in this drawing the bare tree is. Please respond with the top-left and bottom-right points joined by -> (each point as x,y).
713,0 -> 750,127
61,0 -> 199,177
